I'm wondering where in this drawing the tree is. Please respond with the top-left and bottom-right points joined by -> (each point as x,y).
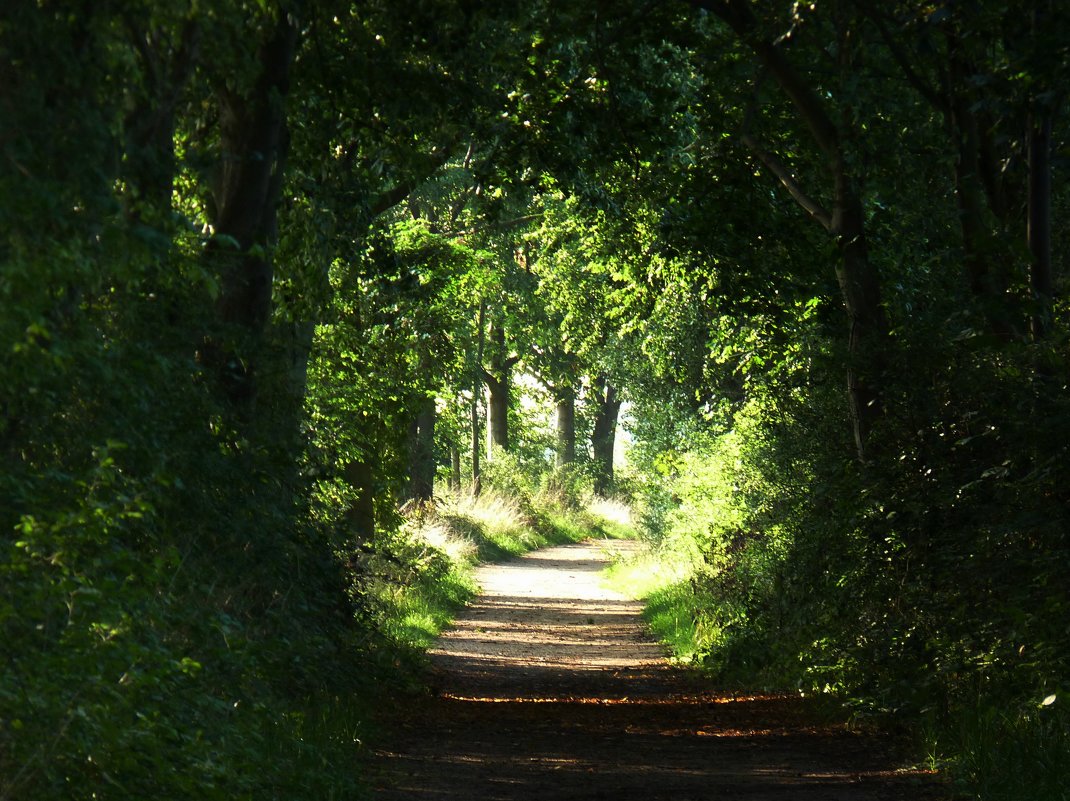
589,376 -> 622,495
689,0 -> 891,460
204,8 -> 298,411
857,0 -> 1068,340
482,316 -> 520,459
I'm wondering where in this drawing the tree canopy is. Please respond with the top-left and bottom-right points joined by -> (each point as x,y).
1,1 -> 1067,798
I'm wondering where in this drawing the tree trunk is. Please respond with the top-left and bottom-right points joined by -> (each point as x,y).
471,302 -> 486,496
280,319 -> 316,407
696,0 -> 890,461
1027,107 -> 1054,341
343,458 -> 376,541
123,19 -> 199,218
204,12 -> 298,411
946,50 -> 1018,338
831,173 -> 888,461
484,322 -> 511,459
485,377 -> 509,460
591,377 -> 621,496
450,446 -> 462,493
405,394 -> 436,502
864,5 -> 1022,338
555,386 -> 577,468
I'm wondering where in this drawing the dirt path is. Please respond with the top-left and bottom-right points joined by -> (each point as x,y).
370,540 -> 941,800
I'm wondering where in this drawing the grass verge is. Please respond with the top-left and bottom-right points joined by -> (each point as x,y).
374,489 -> 628,658
603,534 -> 702,664
607,535 -> 1070,801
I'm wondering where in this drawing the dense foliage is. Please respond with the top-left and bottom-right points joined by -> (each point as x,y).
1,1 -> 1067,799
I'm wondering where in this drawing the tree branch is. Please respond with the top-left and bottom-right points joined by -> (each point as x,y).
369,147 -> 454,217
853,0 -> 947,113
691,0 -> 840,159
741,133 -> 832,230
449,213 -> 544,239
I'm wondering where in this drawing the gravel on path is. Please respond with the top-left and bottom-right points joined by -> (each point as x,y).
370,539 -> 942,801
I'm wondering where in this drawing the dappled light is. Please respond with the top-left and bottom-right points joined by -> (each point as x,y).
372,542 -> 940,800
426,541 -> 666,684
438,693 -> 788,705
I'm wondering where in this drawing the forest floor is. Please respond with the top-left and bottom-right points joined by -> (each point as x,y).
369,539 -> 945,801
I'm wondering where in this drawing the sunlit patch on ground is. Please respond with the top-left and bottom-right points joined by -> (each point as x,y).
372,541 -> 943,800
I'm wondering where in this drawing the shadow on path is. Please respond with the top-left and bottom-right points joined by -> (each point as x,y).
371,540 -> 942,801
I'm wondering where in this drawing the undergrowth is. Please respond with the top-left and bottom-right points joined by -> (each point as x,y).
611,524 -> 1061,801
925,698 -> 1070,801
603,541 -> 700,663
618,378 -> 1070,801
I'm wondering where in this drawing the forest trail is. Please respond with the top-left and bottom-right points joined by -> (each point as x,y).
370,540 -> 941,801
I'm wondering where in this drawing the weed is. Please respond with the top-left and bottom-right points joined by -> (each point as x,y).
927,695 -> 1070,801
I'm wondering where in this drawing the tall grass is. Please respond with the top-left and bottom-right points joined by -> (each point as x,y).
922,696 -> 1070,801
